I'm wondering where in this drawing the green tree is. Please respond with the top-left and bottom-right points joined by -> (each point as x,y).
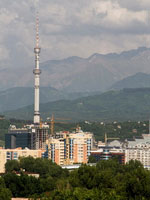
0,188 -> 12,200
73,187 -> 99,200
19,156 -> 35,172
40,176 -> 56,192
88,155 -> 96,163
0,177 -> 6,189
5,160 -> 20,173
0,177 -> 12,200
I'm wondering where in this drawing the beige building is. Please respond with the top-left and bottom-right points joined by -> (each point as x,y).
12,198 -> 29,200
48,127 -> 93,165
0,147 -> 44,173
125,146 -> 150,169
125,134 -> 150,169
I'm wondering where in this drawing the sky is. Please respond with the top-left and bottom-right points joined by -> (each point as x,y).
1,0 -> 150,68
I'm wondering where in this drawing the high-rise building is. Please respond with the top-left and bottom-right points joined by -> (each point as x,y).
5,126 -> 32,149
31,126 -> 49,150
48,127 -> 94,165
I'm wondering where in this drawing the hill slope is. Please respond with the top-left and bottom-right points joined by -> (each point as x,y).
110,72 -> 150,90
3,88 -> 150,122
0,87 -> 98,112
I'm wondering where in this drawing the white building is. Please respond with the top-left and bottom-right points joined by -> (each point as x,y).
125,134 -> 150,169
125,146 -> 150,169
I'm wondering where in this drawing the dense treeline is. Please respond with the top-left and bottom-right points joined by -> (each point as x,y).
3,157 -> 69,199
2,157 -> 150,199
56,120 -> 149,141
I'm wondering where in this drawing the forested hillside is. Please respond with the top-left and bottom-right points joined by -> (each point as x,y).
0,87 -> 96,112
4,88 -> 150,122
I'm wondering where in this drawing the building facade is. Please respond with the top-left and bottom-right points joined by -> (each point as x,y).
91,148 -> 125,164
5,125 -> 49,150
125,146 -> 150,169
31,127 -> 49,150
48,127 -> 93,165
0,147 -> 44,173
5,126 -> 32,149
125,134 -> 150,169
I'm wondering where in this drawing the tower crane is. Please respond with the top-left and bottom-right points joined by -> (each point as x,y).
47,114 -> 71,136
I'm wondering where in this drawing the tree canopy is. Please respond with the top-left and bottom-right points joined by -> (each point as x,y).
3,157 -> 150,199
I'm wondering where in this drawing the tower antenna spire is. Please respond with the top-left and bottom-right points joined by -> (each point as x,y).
36,11 -> 39,48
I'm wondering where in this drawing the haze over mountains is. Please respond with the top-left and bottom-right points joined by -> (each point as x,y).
2,47 -> 150,121
1,47 -> 150,92
0,87 -> 100,112
110,72 -> 150,90
1,71 -> 150,113
4,88 -> 150,122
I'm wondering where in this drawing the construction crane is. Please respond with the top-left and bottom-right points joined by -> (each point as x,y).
50,114 -> 54,136
104,133 -> 119,145
47,114 -> 71,136
40,118 -> 43,128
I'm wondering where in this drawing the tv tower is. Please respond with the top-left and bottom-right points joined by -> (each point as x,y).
33,12 -> 41,124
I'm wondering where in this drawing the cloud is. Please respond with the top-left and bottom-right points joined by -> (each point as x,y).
76,1 -> 148,30
0,0 -> 150,68
0,45 -> 9,60
117,0 -> 150,11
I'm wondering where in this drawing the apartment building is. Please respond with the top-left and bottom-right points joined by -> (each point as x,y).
125,134 -> 150,169
125,145 -> 150,169
0,147 -> 44,173
48,127 -> 93,165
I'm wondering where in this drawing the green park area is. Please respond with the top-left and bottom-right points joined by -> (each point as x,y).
0,157 -> 150,199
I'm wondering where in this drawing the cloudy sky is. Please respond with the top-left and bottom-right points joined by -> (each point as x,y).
1,0 -> 150,68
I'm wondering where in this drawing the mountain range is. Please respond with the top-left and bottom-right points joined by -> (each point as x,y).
110,72 -> 150,90
4,88 -> 150,122
0,87 -> 100,112
1,47 -> 150,92
1,71 -> 150,113
2,47 -> 150,122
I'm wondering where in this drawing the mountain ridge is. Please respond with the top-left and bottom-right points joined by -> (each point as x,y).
1,46 -> 150,92
110,72 -> 150,90
3,87 -> 150,122
0,87 -> 100,112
